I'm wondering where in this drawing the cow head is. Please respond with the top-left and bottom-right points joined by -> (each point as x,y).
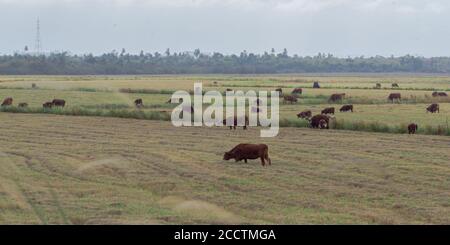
223,152 -> 234,160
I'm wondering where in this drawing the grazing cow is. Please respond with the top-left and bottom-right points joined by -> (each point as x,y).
374,83 -> 381,89
18,103 -> 28,108
223,115 -> 249,130
275,88 -> 283,96
134,98 -> 143,108
432,91 -> 448,97
408,123 -> 418,134
297,110 -> 312,119
310,114 -> 330,129
283,95 -> 298,104
1,97 -> 13,106
321,107 -> 335,115
52,99 -> 65,107
226,88 -> 233,92
223,144 -> 271,166
392,83 -> 399,88
43,102 -> 53,108
313,81 -> 320,88
388,93 -> 401,102
329,93 -> 346,102
340,104 -> 353,112
292,88 -> 303,95
427,103 -> 439,113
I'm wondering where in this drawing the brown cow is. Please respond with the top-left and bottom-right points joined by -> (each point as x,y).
1,97 -> 13,106
18,103 -> 28,108
432,91 -> 448,97
223,115 -> 249,130
388,93 -> 401,102
310,114 -> 330,129
134,98 -> 143,108
223,144 -> 271,166
43,102 -> 53,108
392,83 -> 399,88
52,99 -> 65,107
313,81 -> 320,88
283,95 -> 298,104
329,93 -> 345,102
426,103 -> 439,113
297,110 -> 312,119
339,104 -> 353,112
374,83 -> 381,89
292,88 -> 302,95
408,123 -> 418,134
321,107 -> 335,115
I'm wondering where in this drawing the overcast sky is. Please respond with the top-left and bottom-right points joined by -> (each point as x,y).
0,0 -> 449,57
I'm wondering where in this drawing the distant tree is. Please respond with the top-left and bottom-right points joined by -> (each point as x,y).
165,48 -> 171,57
24,46 -> 29,52
194,49 -> 201,58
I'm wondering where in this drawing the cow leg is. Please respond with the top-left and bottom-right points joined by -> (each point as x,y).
244,159 -> 247,163
260,157 -> 265,166
243,125 -> 247,130
265,152 -> 271,166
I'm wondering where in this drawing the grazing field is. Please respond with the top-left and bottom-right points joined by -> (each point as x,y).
1,75 -> 449,135
1,113 -> 450,224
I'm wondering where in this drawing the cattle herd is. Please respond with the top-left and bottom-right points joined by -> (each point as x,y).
0,82 -> 447,167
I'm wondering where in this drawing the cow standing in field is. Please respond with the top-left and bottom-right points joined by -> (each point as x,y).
329,93 -> 345,102
313,82 -> 320,88
223,143 -> 271,166
340,104 -> 353,112
1,97 -> 13,106
427,103 -> 439,113
292,88 -> 303,95
297,110 -> 312,119
374,83 -> 381,89
321,107 -> 335,115
134,98 -> 143,108
223,115 -> 249,130
388,93 -> 401,103
310,114 -> 330,129
18,103 -> 28,108
408,123 -> 418,134
392,83 -> 399,88
432,92 -> 448,97
43,102 -> 53,108
52,99 -> 65,107
283,95 -> 298,104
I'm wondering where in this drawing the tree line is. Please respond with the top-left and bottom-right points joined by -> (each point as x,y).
1,49 -> 450,75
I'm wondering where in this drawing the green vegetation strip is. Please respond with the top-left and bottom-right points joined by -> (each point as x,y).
1,106 -> 449,136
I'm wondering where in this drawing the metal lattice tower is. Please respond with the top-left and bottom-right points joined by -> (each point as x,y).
35,18 -> 41,54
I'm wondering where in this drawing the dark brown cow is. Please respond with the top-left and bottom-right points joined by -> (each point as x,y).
283,95 -> 298,104
52,99 -> 65,107
432,91 -> 448,97
321,107 -> 335,115
292,88 -> 303,94
297,110 -> 312,119
329,93 -> 345,102
1,97 -> 13,106
134,98 -> 143,108
427,103 -> 439,113
388,93 -> 401,102
392,83 -> 399,88
408,123 -> 418,134
226,88 -> 233,92
339,104 -> 353,112
43,102 -> 53,108
18,103 -> 28,108
223,115 -> 249,130
310,114 -> 329,129
223,144 -> 271,166
313,81 -> 320,88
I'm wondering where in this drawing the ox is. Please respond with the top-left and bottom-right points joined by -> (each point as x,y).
223,144 -> 271,166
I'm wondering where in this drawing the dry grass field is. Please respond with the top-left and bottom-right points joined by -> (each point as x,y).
1,113 -> 450,224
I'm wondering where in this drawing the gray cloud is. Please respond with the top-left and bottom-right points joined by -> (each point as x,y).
0,0 -> 449,56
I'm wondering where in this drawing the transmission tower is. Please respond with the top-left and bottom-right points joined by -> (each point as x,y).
35,18 -> 42,54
